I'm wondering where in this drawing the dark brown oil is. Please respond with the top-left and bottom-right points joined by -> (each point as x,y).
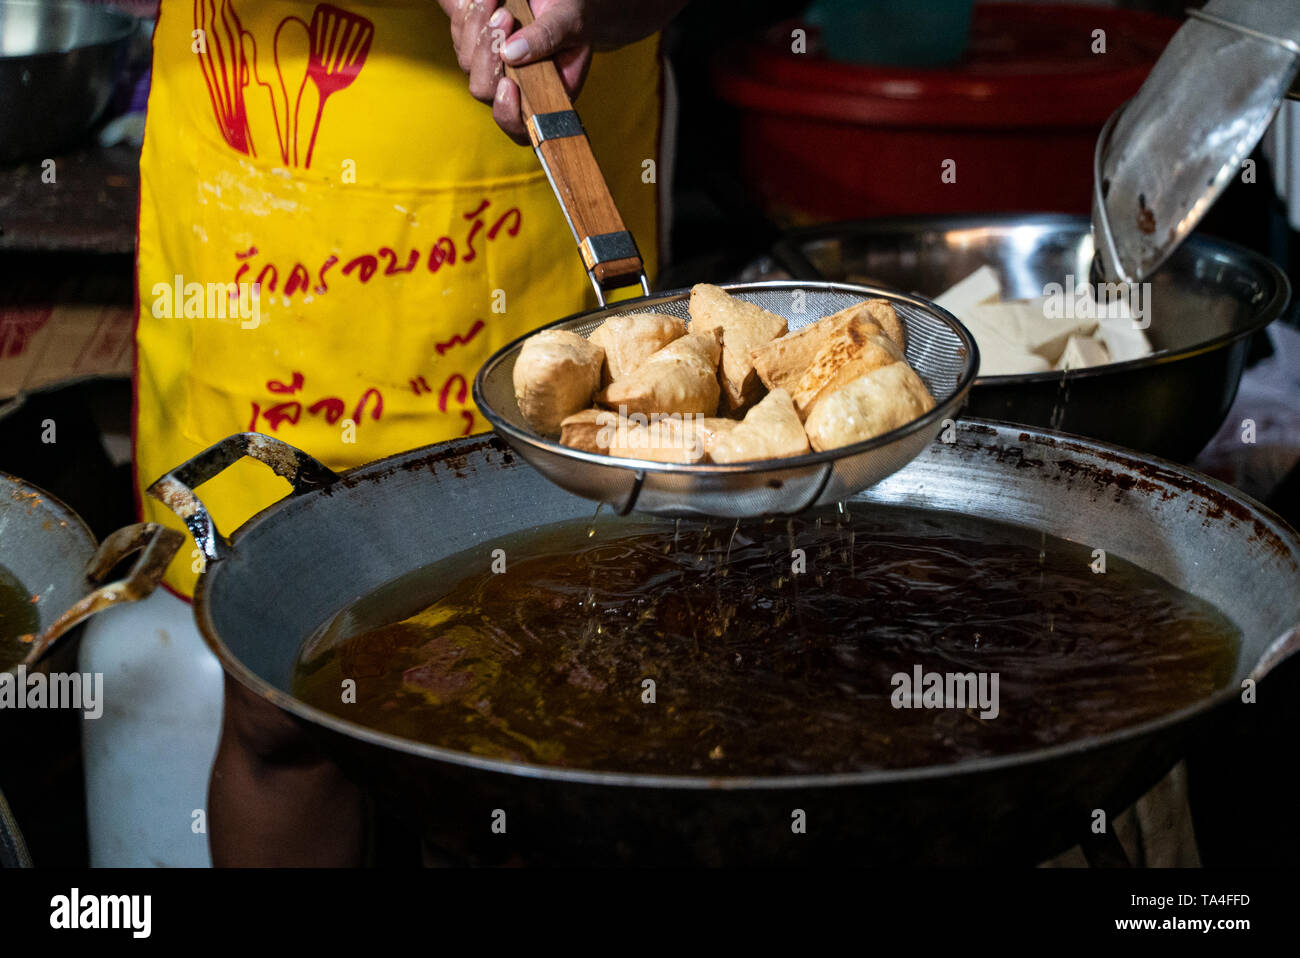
0,563 -> 38,673
291,507 -> 1240,775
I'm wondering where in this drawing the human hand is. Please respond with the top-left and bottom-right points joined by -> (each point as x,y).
439,0 -> 687,144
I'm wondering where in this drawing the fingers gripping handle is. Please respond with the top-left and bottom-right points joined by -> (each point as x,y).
501,0 -> 648,303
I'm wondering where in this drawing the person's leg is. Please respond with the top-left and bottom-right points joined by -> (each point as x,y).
209,674 -> 364,867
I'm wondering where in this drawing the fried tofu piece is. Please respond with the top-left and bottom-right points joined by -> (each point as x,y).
688,284 -> 788,412
803,362 -> 936,452
577,410 -> 739,463
695,418 -> 743,458
787,318 -> 903,420
750,299 -> 904,397
588,312 -> 687,385
707,389 -> 811,463
842,299 -> 905,352
513,329 -> 605,435
609,414 -> 712,463
597,330 -> 722,418
559,408 -> 619,454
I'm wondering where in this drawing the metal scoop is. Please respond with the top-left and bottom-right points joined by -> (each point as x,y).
1092,0 -> 1300,284
476,0 -> 978,518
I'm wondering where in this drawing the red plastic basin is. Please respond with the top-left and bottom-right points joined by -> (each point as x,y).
712,3 -> 1180,223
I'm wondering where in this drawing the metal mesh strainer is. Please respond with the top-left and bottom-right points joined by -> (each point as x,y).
474,281 -> 978,518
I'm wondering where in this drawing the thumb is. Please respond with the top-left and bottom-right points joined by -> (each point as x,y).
501,2 -> 581,65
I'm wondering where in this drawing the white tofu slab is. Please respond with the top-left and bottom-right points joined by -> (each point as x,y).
969,299 -> 1098,364
1056,334 -> 1111,371
961,313 -> 1052,376
1095,319 -> 1154,364
934,266 -> 1001,317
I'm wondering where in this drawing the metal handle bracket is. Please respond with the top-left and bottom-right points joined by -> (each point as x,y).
147,433 -> 338,565
21,522 -> 185,667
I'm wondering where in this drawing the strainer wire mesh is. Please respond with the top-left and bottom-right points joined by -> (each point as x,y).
473,281 -> 977,517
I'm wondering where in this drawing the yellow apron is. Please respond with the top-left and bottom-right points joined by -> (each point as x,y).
136,0 -> 661,597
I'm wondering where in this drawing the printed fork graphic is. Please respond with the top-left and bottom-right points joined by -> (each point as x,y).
301,4 -> 374,168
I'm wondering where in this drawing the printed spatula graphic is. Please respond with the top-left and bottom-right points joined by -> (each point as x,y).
302,3 -> 374,168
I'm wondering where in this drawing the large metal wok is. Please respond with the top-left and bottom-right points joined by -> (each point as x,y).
0,470 -> 183,868
149,423 -> 1300,866
0,474 -> 182,675
0,473 -> 181,868
771,214 -> 1292,463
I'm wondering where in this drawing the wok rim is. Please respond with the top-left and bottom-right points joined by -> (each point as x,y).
771,211 -> 1294,386
1,471 -> 98,676
0,470 -> 97,557
190,420 -> 1300,793
472,279 -> 980,476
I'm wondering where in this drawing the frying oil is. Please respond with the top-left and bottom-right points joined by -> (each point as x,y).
0,563 -> 38,673
291,507 -> 1240,776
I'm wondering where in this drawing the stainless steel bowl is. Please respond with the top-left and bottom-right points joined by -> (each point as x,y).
0,0 -> 136,162
772,214 -> 1292,462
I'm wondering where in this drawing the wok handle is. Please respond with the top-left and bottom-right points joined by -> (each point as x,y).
21,522 -> 186,667
502,0 -> 648,305
147,432 -> 338,565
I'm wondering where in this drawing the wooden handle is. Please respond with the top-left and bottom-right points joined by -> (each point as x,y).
502,0 -> 645,293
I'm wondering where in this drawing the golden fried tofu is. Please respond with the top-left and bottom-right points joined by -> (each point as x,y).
803,362 -> 936,452
788,318 -> 903,420
840,299 -> 905,352
597,330 -> 722,418
751,299 -> 905,396
513,329 -> 605,435
688,284 -> 788,412
695,417 -> 743,458
559,408 -> 619,454
708,389 -> 811,463
588,312 -> 687,385
609,414 -> 709,463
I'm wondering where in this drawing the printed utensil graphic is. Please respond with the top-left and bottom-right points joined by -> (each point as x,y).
273,15 -> 312,166
196,0 -> 252,153
301,4 -> 374,168
241,28 -> 287,164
